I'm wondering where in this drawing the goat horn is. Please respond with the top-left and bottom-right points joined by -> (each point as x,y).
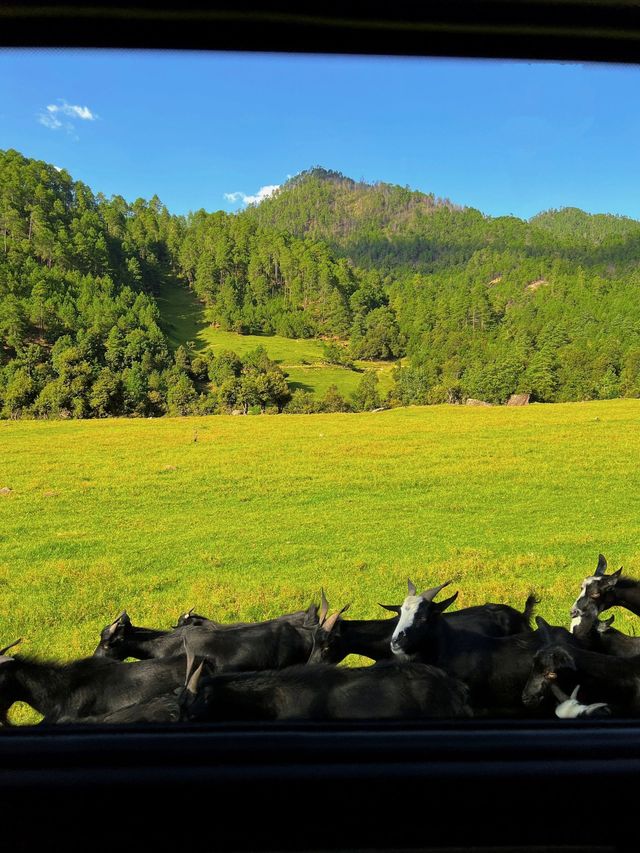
0,638 -> 22,657
321,604 -> 351,634
407,578 -> 417,596
183,636 -> 196,686
186,661 -> 204,696
595,554 -> 607,576
378,603 -> 401,615
319,588 -> 329,624
421,579 -> 453,602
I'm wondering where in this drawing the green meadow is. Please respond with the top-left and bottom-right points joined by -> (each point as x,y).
2,399 -> 640,722
156,278 -> 397,398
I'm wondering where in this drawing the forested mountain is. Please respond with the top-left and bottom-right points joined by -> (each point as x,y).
251,168 -> 640,404
1,150 -> 640,419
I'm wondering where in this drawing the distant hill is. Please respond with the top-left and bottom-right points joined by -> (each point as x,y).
248,167 -> 640,273
246,166 -> 480,272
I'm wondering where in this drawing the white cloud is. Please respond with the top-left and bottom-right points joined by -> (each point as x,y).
39,112 -> 63,130
224,184 -> 280,206
38,100 -> 98,134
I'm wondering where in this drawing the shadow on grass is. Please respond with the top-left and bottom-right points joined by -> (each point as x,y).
288,381 -> 315,393
156,278 -> 209,353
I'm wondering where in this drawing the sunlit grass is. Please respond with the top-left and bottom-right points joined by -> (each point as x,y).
157,278 -> 398,399
2,399 -> 639,647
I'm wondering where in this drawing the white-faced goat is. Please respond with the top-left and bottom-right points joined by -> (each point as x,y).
179,655 -> 473,722
570,554 -> 640,624
389,581 -> 569,715
308,583 -> 540,666
389,579 -> 538,643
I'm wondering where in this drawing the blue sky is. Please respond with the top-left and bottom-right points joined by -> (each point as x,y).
2,49 -> 640,220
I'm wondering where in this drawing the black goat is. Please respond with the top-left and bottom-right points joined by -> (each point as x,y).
93,611 -> 177,660
60,640 -> 193,724
308,585 -> 538,666
174,607 -> 309,630
306,612 -> 398,664
174,609 -> 220,629
390,582 -> 566,715
174,608 -> 222,629
571,553 -> 639,618
0,643 -> 187,724
570,601 -> 640,658
57,693 -> 182,724
180,658 -> 473,722
94,603 -> 321,665
522,617 -> 640,714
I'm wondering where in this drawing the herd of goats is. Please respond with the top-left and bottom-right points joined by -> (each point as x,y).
1,553 -> 639,725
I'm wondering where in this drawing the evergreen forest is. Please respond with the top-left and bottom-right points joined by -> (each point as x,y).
2,149 -> 640,419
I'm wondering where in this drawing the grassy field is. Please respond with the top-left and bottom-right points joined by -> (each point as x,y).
156,278 -> 397,398
2,399 -> 640,722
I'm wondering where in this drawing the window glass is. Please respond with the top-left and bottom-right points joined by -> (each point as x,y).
1,50 -> 638,726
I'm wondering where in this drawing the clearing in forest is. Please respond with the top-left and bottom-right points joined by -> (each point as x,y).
156,278 -> 397,399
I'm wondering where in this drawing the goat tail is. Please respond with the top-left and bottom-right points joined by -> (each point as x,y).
523,591 -> 541,627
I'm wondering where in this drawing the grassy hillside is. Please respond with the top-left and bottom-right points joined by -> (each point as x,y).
2,398 -> 640,722
158,277 -> 397,399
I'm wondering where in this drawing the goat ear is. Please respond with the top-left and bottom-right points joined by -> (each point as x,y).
598,615 -> 615,632
379,603 -> 401,615
433,591 -> 458,613
535,616 -> 552,642
600,568 -> 623,591
595,554 -> 608,576
304,602 -> 319,627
